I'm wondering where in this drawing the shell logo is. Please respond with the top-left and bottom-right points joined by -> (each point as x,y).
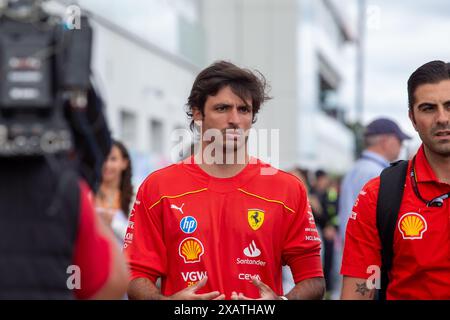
398,213 -> 428,240
179,237 -> 204,263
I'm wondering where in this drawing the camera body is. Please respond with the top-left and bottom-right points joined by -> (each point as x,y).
0,0 -> 92,157
0,0 -> 111,190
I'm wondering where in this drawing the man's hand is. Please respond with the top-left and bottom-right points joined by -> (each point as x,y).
128,276 -> 224,300
166,276 -> 225,300
96,207 -> 115,226
230,277 -> 281,300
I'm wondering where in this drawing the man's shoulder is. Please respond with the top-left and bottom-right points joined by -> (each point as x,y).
251,160 -> 306,190
362,175 -> 381,192
341,157 -> 383,193
137,161 -> 198,200
243,161 -> 308,211
142,162 -> 182,183
351,156 -> 384,176
137,163 -> 179,189
275,168 -> 307,190
342,175 -> 380,214
362,159 -> 411,196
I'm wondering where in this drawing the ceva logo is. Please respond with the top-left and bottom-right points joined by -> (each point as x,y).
238,273 -> 261,281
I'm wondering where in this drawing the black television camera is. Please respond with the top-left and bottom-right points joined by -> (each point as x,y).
0,0 -> 111,191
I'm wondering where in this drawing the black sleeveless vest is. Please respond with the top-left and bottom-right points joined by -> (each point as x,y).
0,157 -> 80,299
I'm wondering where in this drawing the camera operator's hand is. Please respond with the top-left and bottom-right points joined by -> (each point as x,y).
96,207 -> 116,226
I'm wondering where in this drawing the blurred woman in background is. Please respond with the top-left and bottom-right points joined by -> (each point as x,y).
95,140 -> 133,244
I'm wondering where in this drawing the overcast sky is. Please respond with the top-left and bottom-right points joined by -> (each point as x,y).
360,0 -> 450,140
77,0 -> 449,147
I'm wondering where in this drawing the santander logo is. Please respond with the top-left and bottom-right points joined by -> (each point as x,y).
243,240 -> 261,258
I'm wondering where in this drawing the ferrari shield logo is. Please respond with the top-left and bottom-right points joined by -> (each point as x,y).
248,209 -> 265,230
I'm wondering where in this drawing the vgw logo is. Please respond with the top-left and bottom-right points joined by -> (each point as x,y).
181,271 -> 207,282
180,216 -> 197,234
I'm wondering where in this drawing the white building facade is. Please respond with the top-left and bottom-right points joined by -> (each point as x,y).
62,0 -> 204,183
52,0 -> 357,177
202,0 -> 356,173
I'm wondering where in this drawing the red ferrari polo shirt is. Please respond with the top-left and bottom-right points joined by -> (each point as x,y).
341,145 -> 450,299
124,156 -> 323,299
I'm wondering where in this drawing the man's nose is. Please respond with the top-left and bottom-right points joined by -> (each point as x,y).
436,104 -> 450,126
227,107 -> 241,125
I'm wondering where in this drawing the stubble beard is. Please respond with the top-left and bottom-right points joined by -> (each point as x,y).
421,129 -> 450,158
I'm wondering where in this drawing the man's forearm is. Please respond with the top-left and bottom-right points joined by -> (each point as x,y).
341,276 -> 375,300
285,277 -> 325,300
128,277 -> 165,300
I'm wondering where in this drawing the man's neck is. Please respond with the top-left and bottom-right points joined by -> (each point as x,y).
423,146 -> 450,185
194,149 -> 250,178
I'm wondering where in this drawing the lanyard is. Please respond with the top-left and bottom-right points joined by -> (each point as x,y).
410,156 -> 450,207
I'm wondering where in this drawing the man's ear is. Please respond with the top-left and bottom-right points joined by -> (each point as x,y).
409,109 -> 418,132
192,107 -> 203,122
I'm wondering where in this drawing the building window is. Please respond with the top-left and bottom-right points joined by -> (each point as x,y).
120,110 -> 137,149
150,119 -> 164,154
318,55 -> 345,122
316,0 -> 347,48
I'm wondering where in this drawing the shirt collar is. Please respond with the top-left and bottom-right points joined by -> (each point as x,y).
361,150 -> 390,168
181,155 -> 262,193
414,144 -> 439,183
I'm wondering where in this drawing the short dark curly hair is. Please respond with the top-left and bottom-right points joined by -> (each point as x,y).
408,60 -> 450,110
186,61 -> 271,130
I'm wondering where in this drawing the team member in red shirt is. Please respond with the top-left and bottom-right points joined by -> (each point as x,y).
125,61 -> 325,300
341,60 -> 450,299
75,181 -> 130,299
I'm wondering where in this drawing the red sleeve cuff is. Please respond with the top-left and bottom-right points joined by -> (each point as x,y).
128,264 -> 159,284
129,272 -> 158,284
340,264 -> 374,280
289,253 -> 324,283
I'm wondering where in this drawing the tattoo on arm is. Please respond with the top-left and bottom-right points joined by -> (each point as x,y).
355,282 -> 370,296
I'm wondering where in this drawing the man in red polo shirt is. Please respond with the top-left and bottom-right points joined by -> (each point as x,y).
125,61 -> 325,300
341,60 -> 450,299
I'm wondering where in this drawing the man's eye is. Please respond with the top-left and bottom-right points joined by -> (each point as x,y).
421,105 -> 434,112
239,107 -> 250,113
216,106 -> 227,111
